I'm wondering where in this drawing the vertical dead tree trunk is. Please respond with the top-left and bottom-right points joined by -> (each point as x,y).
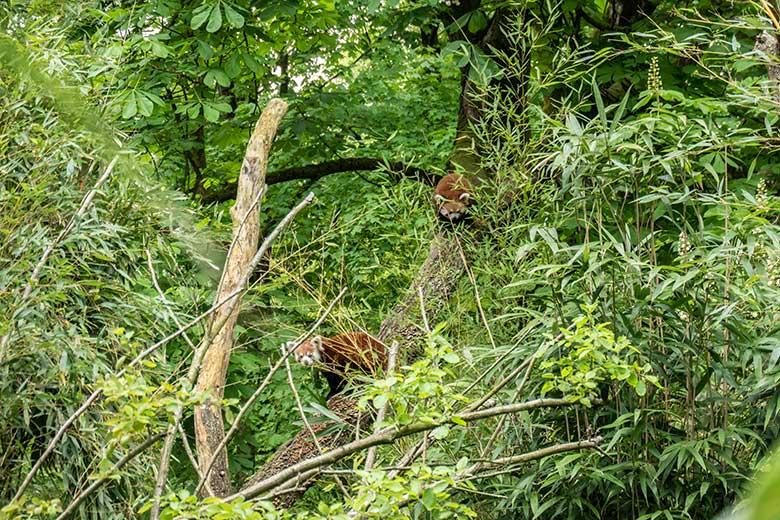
194,99 -> 288,497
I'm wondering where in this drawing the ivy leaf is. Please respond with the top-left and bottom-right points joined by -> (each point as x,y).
206,5 -> 223,33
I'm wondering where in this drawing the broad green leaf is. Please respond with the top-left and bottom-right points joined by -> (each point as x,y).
149,41 -> 170,58
635,379 -> 647,396
213,69 -> 230,87
421,489 -> 436,509
432,425 -> 450,439
225,53 -> 241,78
122,93 -> 137,118
223,4 -> 244,28
207,5 -> 223,32
197,39 -> 214,60
242,52 -> 263,73
467,10 -> 487,33
191,5 -> 212,30
203,102 -> 220,122
136,92 -> 154,116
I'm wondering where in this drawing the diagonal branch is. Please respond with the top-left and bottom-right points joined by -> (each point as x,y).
56,432 -> 166,520
231,398 -> 577,501
0,156 -> 118,365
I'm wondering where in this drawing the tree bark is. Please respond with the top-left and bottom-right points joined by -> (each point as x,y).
200,158 -> 437,204
240,394 -> 368,508
755,30 -> 780,102
194,99 -> 288,497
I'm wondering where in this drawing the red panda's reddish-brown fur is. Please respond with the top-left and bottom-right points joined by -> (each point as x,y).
288,332 -> 387,398
433,173 -> 474,222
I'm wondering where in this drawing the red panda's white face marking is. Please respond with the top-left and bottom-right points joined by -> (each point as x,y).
434,173 -> 474,223
287,336 -> 323,367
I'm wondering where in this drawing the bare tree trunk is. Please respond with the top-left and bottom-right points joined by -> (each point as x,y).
194,99 -> 288,497
755,30 -> 780,102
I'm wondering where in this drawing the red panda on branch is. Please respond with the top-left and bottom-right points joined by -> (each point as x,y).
433,173 -> 474,223
287,332 -> 387,399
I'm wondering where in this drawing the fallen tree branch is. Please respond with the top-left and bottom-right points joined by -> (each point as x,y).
230,398 -> 577,501
479,436 -> 603,469
385,436 -> 604,512
150,183 -> 270,509
194,98 -> 288,498
150,184 -> 270,513
11,191 -> 313,508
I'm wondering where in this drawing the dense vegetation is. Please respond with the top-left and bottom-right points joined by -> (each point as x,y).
2,0 -> 780,518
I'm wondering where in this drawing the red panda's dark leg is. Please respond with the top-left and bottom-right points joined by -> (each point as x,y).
323,370 -> 347,399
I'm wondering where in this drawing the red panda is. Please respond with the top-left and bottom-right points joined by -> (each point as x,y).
433,173 -> 474,223
287,332 -> 387,399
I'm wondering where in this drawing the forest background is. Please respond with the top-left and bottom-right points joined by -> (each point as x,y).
2,0 -> 780,519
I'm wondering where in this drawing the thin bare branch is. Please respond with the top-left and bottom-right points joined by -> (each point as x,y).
364,340 -> 399,471
56,432 -> 165,520
177,422 -> 203,479
13,192 -> 313,505
480,356 -> 536,460
150,183 -> 270,516
454,233 -> 496,350
470,437 -> 604,479
417,286 -> 430,334
283,342 -> 351,499
389,437 -> 604,512
229,398 -> 577,501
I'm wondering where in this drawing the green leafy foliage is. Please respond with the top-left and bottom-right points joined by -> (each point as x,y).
359,327 -> 468,426
0,32 -> 209,515
539,304 -> 659,405
4,0 -> 780,519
